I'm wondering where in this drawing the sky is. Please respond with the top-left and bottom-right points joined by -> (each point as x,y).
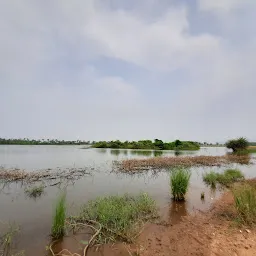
1,0 -> 255,143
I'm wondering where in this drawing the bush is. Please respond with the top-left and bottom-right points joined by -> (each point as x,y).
51,193 -> 66,239
170,169 -> 191,201
233,185 -> 256,225
226,137 -> 249,152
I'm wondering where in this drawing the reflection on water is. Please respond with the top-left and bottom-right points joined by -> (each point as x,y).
0,146 -> 255,256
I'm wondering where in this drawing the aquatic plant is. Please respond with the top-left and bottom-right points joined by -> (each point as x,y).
25,185 -> 44,198
203,169 -> 244,187
119,154 -> 250,172
51,192 -> 66,239
170,168 -> 191,201
72,193 -> 157,243
233,184 -> 256,225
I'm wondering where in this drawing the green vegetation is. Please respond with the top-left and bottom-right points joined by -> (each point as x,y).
233,184 -> 256,225
51,193 -> 66,239
203,169 -> 244,187
247,146 -> 256,153
25,185 -> 44,198
93,139 -> 200,151
72,193 -> 157,243
0,223 -> 20,256
170,169 -> 191,201
0,137 -> 90,145
226,137 -> 249,152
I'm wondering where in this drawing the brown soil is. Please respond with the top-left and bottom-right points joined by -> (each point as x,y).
136,191 -> 256,256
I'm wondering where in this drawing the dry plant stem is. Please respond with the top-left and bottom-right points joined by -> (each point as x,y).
49,221 -> 102,256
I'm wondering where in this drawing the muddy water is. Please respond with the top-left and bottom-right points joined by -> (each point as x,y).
0,146 -> 255,256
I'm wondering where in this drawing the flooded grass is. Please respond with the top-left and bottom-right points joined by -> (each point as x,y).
203,169 -> 244,187
170,169 -> 191,201
71,193 -> 157,243
51,193 -> 66,239
233,183 -> 256,225
119,154 -> 251,172
24,185 -> 44,198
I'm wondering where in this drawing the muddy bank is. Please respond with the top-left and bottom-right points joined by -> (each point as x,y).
136,189 -> 256,256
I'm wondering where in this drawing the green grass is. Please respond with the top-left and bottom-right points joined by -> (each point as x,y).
25,185 -> 44,198
233,184 -> 256,225
51,192 -> 66,239
72,193 -> 157,243
170,168 -> 191,201
203,169 -> 244,187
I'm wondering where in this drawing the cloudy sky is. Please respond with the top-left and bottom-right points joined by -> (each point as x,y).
1,0 -> 255,142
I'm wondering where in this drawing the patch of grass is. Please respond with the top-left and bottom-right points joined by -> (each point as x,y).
25,185 -> 44,198
72,193 -> 157,243
51,192 -> 66,239
0,223 -> 19,256
203,171 -> 219,187
170,168 -> 191,201
203,169 -> 244,187
233,184 -> 256,225
247,146 -> 256,153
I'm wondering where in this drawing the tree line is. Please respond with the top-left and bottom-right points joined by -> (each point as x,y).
0,138 -> 91,145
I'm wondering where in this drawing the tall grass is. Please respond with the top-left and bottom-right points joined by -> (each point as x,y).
170,169 -> 191,201
73,193 -> 157,243
233,185 -> 256,225
203,171 -> 219,187
51,192 -> 66,239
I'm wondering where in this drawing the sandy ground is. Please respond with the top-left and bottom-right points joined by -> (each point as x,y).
136,191 -> 256,256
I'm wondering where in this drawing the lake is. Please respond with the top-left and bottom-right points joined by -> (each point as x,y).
0,145 -> 255,256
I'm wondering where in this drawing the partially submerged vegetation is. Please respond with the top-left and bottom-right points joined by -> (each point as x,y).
226,137 -> 249,152
51,192 -> 66,239
170,169 -> 191,201
24,185 -> 44,198
118,154 -> 250,172
71,193 -> 157,243
93,139 -> 200,150
233,184 -> 256,225
203,169 -> 244,187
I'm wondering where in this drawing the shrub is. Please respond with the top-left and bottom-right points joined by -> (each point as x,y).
233,185 -> 256,225
51,192 -> 66,239
74,193 -> 157,243
170,169 -> 191,201
226,137 -> 249,152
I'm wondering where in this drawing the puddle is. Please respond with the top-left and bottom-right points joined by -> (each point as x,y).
0,146 -> 255,255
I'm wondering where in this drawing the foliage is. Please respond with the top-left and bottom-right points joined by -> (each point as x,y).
92,139 -> 200,151
233,184 -> 256,225
203,169 -> 244,187
51,192 -> 66,239
226,137 -> 249,152
73,193 -> 157,243
25,185 -> 44,198
0,137 -> 90,145
170,169 -> 191,201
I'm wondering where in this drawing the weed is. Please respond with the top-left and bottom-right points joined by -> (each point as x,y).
170,169 -> 191,201
233,184 -> 256,225
201,192 -> 205,200
72,193 -> 157,243
25,185 -> 44,198
51,192 -> 66,239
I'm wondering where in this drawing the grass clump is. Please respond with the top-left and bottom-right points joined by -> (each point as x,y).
170,168 -> 191,201
51,192 -> 66,239
203,169 -> 244,187
73,193 -> 157,243
25,185 -> 44,198
233,184 -> 256,225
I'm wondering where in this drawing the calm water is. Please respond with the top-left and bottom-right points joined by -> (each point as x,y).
0,145 -> 255,256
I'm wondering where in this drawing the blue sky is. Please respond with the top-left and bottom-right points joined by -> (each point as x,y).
1,0 -> 255,142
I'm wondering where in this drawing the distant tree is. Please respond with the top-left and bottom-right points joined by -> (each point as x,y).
174,140 -> 182,147
226,137 -> 249,152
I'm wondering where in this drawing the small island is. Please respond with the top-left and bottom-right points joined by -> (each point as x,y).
92,139 -> 200,150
